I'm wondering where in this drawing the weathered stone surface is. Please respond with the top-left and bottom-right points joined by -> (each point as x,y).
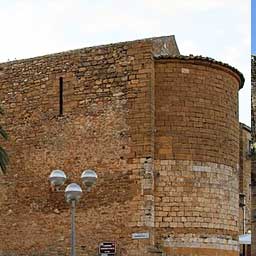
239,124 -> 251,236
0,36 -> 244,256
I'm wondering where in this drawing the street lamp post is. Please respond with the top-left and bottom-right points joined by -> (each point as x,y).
71,200 -> 76,256
65,183 -> 82,256
49,169 -> 97,256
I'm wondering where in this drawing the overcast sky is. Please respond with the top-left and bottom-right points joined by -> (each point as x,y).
0,0 -> 251,125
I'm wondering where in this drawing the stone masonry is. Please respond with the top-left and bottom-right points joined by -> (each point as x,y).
0,36 -> 245,256
238,123 -> 251,256
239,123 -> 251,236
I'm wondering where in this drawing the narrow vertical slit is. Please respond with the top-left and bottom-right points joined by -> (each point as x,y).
59,77 -> 63,116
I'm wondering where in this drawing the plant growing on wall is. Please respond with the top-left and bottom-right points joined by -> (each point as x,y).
0,106 -> 8,173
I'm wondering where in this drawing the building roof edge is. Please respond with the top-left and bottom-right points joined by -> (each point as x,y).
155,54 -> 245,89
0,35 -> 178,66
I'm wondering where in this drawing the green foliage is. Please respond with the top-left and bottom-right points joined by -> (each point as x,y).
0,106 -> 8,174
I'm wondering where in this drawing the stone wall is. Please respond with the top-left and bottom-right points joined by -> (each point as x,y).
153,57 -> 243,255
239,124 -> 251,235
154,57 -> 240,167
0,36 -> 244,256
0,36 -> 179,256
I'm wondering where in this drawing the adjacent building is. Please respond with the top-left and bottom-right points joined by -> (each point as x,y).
251,55 -> 256,256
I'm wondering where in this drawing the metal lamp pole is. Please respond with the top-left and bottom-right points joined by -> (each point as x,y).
65,183 -> 82,256
71,200 -> 76,256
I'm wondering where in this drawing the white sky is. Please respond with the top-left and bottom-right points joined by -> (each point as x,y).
0,0 -> 251,126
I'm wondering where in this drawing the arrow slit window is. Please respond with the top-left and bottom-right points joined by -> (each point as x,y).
59,77 -> 63,116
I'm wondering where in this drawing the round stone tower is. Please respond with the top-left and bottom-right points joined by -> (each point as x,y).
153,56 -> 244,256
